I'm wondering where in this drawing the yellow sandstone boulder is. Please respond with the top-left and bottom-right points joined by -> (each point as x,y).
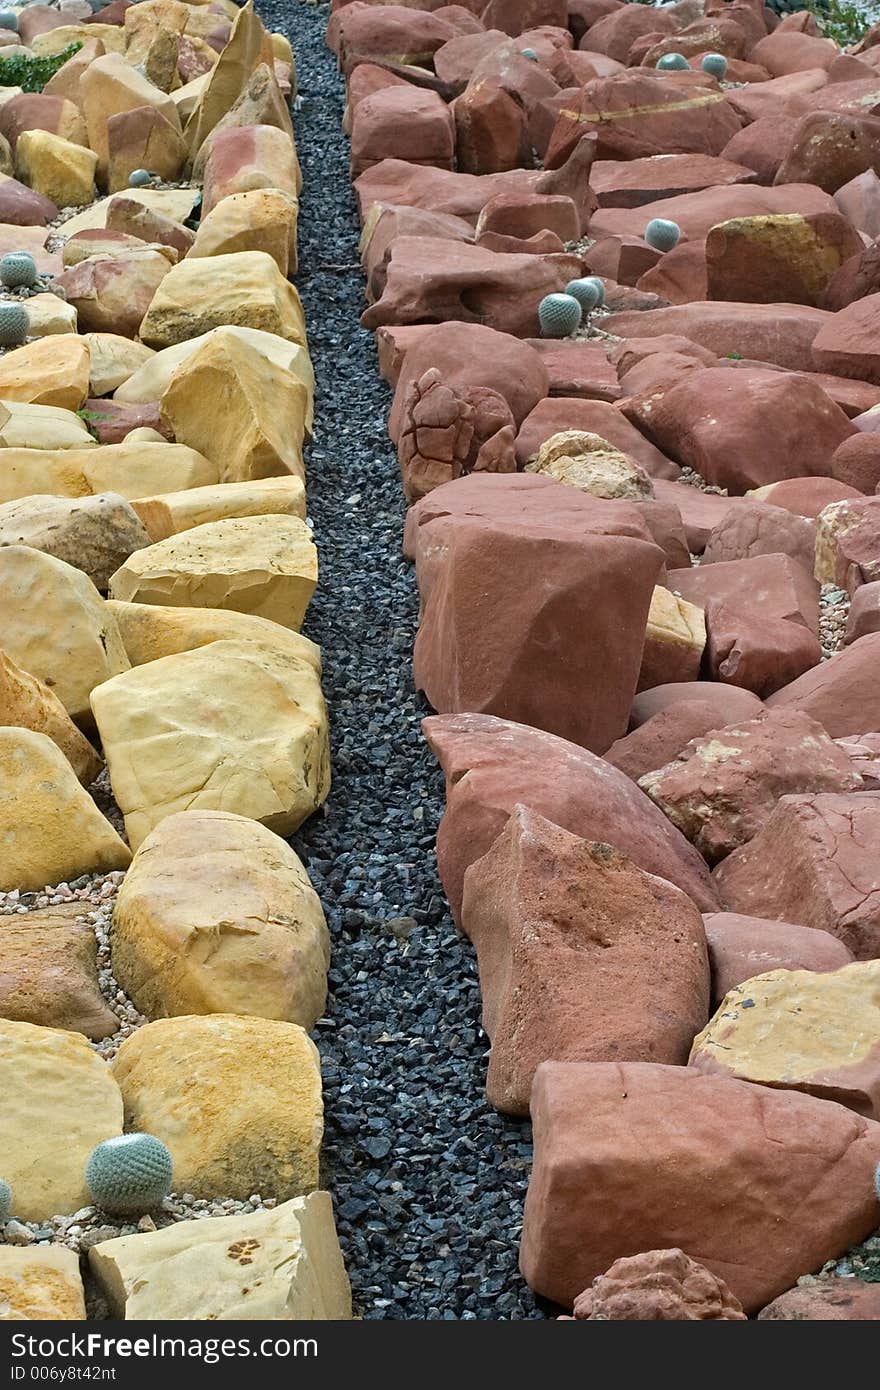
139,250 -> 307,349
159,329 -> 309,482
59,187 -> 200,237
0,1018 -> 123,1220
0,335 -> 90,410
639,585 -> 706,691
108,515 -> 317,630
20,293 -> 78,338
84,333 -> 155,396
131,474 -> 306,541
31,25 -> 126,58
0,443 -> 218,506
0,545 -> 129,724
15,130 -> 97,207
80,52 -> 182,183
0,648 -> 101,785
90,637 -> 330,849
188,187 -> 298,276
0,402 -> 92,450
105,599 -> 322,670
89,1193 -> 351,1320
525,430 -> 654,499
0,491 -> 151,590
113,810 -> 329,1025
112,1013 -> 323,1201
0,1246 -> 87,1320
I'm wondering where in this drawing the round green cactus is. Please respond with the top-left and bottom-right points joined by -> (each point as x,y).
645,217 -> 681,253
520,48 -> 539,62
538,293 -> 582,338
128,168 -> 152,188
656,53 -> 689,71
701,52 -> 728,80
85,1134 -> 173,1215
0,252 -> 37,290
565,277 -> 605,312
0,302 -> 29,347
0,1178 -> 12,1222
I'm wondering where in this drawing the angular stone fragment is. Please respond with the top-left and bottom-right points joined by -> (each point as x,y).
113,810 -> 329,1027
0,1017 -> 123,1220
397,368 -> 516,503
89,1193 -> 351,1320
15,128 -> 96,206
704,911 -> 854,1005
188,187 -> 298,276
630,681 -> 764,729
766,632 -> 880,736
80,52 -> 181,183
702,499 -> 817,575
352,85 -> 454,179
520,1060 -> 880,1312
139,250 -> 307,350
109,516 -> 316,632
639,587 -> 705,693
132,476 -> 306,543
84,333 -> 154,397
112,1014 -> 322,1202
0,648 -> 100,786
0,1247 -> 86,1320
516,396 -> 678,478
567,1249 -> 746,1322
816,496 -> 880,596
604,301 -> 830,374
0,492 -> 150,592
812,291 -> 880,384
200,123 -> 300,215
525,428 -> 652,499
91,638 -> 329,851
0,904 -> 117,1039
0,443 -> 218,507
705,213 -> 863,307
462,806 -> 709,1116
0,336 -> 89,411
105,601 -> 322,674
56,247 -> 173,339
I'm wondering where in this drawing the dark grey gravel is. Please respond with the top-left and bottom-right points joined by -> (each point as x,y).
258,0 -> 544,1321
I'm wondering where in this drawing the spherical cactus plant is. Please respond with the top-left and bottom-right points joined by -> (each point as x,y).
645,217 -> 681,253
520,47 -> 539,61
0,251 -> 37,290
0,1178 -> 12,1222
0,11 -> 18,33
656,52 -> 689,71
128,168 -> 152,188
0,302 -> 29,347
538,293 -> 582,338
85,1134 -> 173,1215
701,52 -> 728,80
565,277 -> 605,312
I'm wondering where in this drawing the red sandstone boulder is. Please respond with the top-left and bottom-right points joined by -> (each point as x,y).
668,554 -> 820,634
834,170 -> 880,239
54,248 -> 172,338
521,1060 -> 880,1312
591,154 -> 756,210
705,212 -> 863,306
397,369 -> 516,503
332,4 -> 456,74
433,31 -> 512,87
476,190 -> 580,243
721,114 -> 800,185
423,712 -> 720,922
617,348 -> 709,397
766,632 -> 880,736
630,681 -> 764,730
750,476 -> 863,517
523,339 -> 621,402
651,480 -> 742,553
606,700 -> 741,783
591,183 -> 838,243
625,367 -> 854,493
0,176 -> 56,227
758,1280 -> 880,1319
639,709 -> 860,863
846,582 -> 880,643
611,335 -> 717,376
714,790 -> 880,958
583,235 -> 661,287
603,302 -> 831,373
703,597 -> 823,696
832,433 -> 880,494
566,1249 -> 747,1321
812,291 -> 880,383
636,241 -> 708,305
462,806 -> 710,1116
514,397 -> 679,478
361,204 -> 474,300
481,0 -> 566,34
453,81 -> 531,176
350,86 -> 454,179
822,242 -> 880,315
0,94 -> 85,152
704,911 -> 854,1005
200,125 -> 297,217
775,111 -> 880,194
579,4 -> 676,64
701,500 -> 817,573
751,30 -> 839,77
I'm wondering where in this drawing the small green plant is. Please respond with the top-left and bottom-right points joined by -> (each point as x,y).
767,0 -> 864,47
0,43 -> 83,95
0,1177 -> 11,1222
85,1134 -> 173,1216
727,350 -> 744,361
538,293 -> 582,338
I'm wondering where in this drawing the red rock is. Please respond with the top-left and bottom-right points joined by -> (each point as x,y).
104,198 -> 193,259
816,494 -> 880,594
591,153 -> 756,210
839,732 -> 880,786
821,241 -> 880,315
721,114 -> 800,185
466,41 -> 563,117
82,399 -> 169,445
630,681 -> 764,730
834,169 -> 880,239
361,204 -> 474,301
566,1249 -> 746,1321
350,86 -> 454,179
54,249 -> 172,339
476,190 -> 580,243
461,806 -> 710,1116
714,790 -> 880,958
725,69 -> 829,124
752,476 -> 863,516
521,1059 -> 880,1313
640,709 -> 859,863
387,322 -> 549,445
705,211 -> 863,307
478,0 -> 565,34
813,292 -> 880,383
611,335 -> 716,376
568,0 -> 623,44
651,479 -> 742,552
766,632 -> 880,737
578,4 -> 676,64
591,183 -> 838,243
831,433 -> 880,494
453,81 -> 530,176
758,1280 -> 880,1319
603,302 -> 831,373
618,350 -> 708,398
583,234 -> 661,287
474,228 -> 566,256
397,368 -> 516,503
804,373 -> 880,419
704,597 -> 823,696
607,699 -> 752,784
701,499 -> 816,572
785,76 -> 880,120
17,6 -> 66,43
669,553 -> 820,636
0,94 -> 85,152
514,397 -> 678,478
546,74 -> 742,167
0,176 -> 56,228
424,712 -> 719,922
636,240 -> 708,305
626,367 -> 854,494
413,494 -> 664,752
344,64 -> 407,130
200,124 -> 297,217
774,111 -> 880,197
631,500 -> 691,571
846,582 -> 880,643
751,30 -> 838,77
332,4 -> 456,74
432,29 -> 510,86
642,16 -> 748,68
106,105 -> 186,194
704,911 -> 854,1006
523,339 -> 621,402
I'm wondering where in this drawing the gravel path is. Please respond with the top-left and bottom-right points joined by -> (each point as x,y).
261,0 -> 543,1321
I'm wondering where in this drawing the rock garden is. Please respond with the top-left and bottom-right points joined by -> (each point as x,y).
3,0 -> 880,1326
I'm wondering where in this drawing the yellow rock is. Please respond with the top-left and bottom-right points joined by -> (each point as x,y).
80,52 -> 182,183
89,1193 -> 352,1320
0,545 -> 129,724
170,73 -> 210,124
0,402 -> 92,451
0,443 -> 218,506
0,1246 -> 87,1320
31,25 -> 126,57
90,637 -> 330,849
188,187 -> 298,276
124,0 -> 188,93
0,491 -> 151,591
109,515 -> 317,630
42,37 -> 108,110
112,1013 -> 323,1201
106,599 -> 322,670
59,188 -> 200,237
526,430 -> 654,499
640,585 -> 706,690
84,332 -> 155,396
689,961 -> 880,1119
114,324 -> 314,434
15,130 -> 97,207
159,329 -> 308,483
183,1 -> 270,158
21,293 -> 78,338
0,1018 -> 123,1220
139,250 -> 307,349
0,335 -> 90,410
132,474 -> 306,541
113,810 -> 329,1025
0,647 -> 101,785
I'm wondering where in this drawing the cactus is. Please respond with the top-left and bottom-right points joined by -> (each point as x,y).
538,293 -> 582,338
128,168 -> 152,188
656,52 -> 689,71
0,1178 -> 11,1222
85,1134 -> 173,1215
701,52 -> 728,80
0,11 -> 17,32
0,252 -> 37,290
645,217 -> 681,253
566,277 -> 605,312
520,48 -> 539,61
0,302 -> 29,347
